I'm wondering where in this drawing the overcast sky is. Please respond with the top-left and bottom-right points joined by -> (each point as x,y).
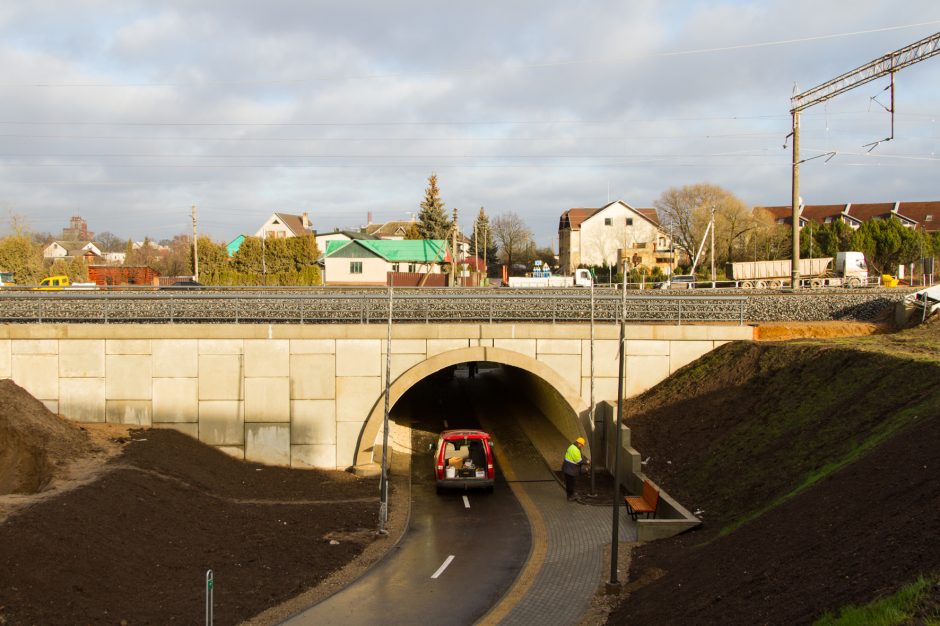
1,1 -> 938,246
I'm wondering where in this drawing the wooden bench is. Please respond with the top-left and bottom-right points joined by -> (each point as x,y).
624,480 -> 660,521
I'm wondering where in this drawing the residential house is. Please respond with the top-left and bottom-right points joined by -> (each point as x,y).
757,201 -> 940,232
558,200 -> 674,274
43,240 -> 103,261
314,230 -> 379,253
363,219 -> 416,240
320,239 -> 451,286
254,212 -> 313,239
227,235 -> 247,258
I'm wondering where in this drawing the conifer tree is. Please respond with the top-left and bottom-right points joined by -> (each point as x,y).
471,207 -> 498,262
417,173 -> 451,240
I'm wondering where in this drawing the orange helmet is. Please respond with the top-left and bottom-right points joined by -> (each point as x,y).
576,437 -> 586,446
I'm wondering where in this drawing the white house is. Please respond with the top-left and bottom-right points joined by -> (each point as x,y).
558,200 -> 673,274
43,241 -> 102,260
320,239 -> 450,286
254,212 -> 313,239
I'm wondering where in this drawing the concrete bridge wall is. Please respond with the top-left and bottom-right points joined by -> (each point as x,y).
0,323 -> 753,469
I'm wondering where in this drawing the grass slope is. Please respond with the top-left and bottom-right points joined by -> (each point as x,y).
607,321 -> 940,625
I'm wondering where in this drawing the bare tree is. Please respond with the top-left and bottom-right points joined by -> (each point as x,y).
491,211 -> 533,274
655,183 -> 749,268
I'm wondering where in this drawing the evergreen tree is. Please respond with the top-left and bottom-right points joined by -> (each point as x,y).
470,207 -> 498,274
850,216 -> 923,274
417,173 -> 451,240
403,222 -> 422,240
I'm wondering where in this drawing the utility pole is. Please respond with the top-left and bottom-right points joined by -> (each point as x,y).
451,207 -> 459,287
191,205 -> 199,282
789,31 -> 940,290
710,205 -> 716,283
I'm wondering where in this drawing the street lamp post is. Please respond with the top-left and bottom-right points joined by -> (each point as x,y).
608,259 -> 627,591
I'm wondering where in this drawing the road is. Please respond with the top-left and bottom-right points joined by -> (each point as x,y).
283,372 -> 533,625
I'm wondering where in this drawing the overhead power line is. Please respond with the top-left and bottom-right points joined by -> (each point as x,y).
4,19 -> 940,88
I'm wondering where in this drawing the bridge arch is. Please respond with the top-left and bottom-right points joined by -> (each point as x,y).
354,346 -> 590,466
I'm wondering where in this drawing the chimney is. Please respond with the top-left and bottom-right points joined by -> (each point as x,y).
302,212 -> 310,230
367,211 -> 373,225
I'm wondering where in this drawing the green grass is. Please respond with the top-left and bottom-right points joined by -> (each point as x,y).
815,575 -> 940,626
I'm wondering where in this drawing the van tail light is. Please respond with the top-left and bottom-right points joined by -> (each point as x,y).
487,464 -> 494,479
437,465 -> 444,479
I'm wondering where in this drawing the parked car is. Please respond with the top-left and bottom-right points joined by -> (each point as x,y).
666,274 -> 695,289
432,429 -> 495,493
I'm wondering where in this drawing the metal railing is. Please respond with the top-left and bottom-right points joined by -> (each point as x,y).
0,292 -> 748,325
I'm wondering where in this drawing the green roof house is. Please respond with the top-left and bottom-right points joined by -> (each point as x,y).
320,239 -> 451,285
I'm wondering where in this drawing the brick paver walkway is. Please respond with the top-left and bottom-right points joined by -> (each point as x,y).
478,391 -> 635,626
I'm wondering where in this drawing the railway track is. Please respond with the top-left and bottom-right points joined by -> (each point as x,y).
0,287 -> 912,324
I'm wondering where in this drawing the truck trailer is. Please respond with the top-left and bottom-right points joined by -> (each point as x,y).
727,251 -> 870,288
507,265 -> 593,288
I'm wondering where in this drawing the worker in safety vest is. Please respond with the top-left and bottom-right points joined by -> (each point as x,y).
562,437 -> 589,501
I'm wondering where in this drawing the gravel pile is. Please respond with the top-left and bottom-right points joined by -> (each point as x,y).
0,287 -> 911,324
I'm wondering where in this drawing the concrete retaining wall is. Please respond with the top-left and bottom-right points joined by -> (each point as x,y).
598,400 -> 701,542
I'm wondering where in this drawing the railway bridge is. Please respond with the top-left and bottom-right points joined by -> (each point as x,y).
0,321 -> 751,468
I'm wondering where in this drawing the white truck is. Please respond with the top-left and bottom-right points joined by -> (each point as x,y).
727,251 -> 870,288
507,268 -> 593,288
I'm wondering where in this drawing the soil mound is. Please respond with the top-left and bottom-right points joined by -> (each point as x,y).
0,425 -> 381,625
608,323 -> 940,625
0,379 -> 93,495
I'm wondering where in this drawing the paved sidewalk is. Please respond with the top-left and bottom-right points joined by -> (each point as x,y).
478,393 -> 635,626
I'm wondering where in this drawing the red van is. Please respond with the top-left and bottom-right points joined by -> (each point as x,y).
433,429 -> 495,493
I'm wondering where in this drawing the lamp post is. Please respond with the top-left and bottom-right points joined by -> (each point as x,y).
378,278 -> 393,535
608,259 -> 628,591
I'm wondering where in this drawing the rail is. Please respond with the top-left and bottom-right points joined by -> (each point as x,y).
0,292 -> 748,325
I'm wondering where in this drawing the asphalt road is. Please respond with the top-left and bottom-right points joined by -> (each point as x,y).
283,372 -> 532,626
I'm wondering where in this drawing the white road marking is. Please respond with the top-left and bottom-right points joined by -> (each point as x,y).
443,420 -> 449,428
462,495 -> 470,509
431,555 -> 455,579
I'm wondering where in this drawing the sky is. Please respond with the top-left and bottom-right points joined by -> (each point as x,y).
0,1 -> 938,247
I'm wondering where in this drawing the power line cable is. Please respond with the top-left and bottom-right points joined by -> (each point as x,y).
4,20 -> 939,88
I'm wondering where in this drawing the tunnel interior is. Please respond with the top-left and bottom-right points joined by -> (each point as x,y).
385,362 -> 599,485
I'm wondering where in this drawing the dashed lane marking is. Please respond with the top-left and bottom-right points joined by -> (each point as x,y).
462,495 -> 470,509
431,555 -> 455,579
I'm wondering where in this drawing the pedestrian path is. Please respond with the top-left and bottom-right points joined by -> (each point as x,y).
478,397 -> 635,626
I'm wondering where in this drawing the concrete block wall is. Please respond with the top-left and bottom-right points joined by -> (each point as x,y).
0,323 -> 753,469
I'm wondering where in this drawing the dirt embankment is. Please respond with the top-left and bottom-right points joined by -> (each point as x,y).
608,320 -> 940,625
0,380 -> 387,625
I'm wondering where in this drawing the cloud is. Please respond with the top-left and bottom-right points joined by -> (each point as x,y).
0,1 -> 937,245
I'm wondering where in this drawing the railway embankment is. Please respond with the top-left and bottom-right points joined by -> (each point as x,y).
606,318 -> 940,625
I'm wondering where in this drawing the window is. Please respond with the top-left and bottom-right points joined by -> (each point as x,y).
927,215 -> 934,222
626,218 -> 633,226
391,263 -> 399,272
408,264 -> 416,273
350,261 -> 363,274
604,218 -> 612,226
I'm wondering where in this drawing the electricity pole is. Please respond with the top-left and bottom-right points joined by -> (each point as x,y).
789,31 -> 940,289
191,205 -> 199,282
451,208 -> 459,287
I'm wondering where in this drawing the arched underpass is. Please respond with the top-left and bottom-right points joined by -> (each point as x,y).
355,346 -> 591,469
288,362 -> 622,626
